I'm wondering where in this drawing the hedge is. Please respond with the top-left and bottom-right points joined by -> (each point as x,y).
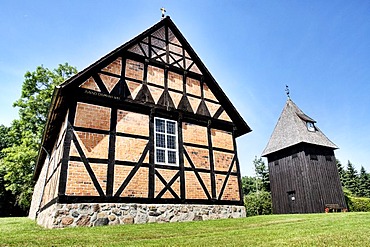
347,196 -> 370,212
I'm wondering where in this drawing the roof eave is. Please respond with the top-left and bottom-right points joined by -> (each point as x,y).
33,86 -> 62,180
262,141 -> 339,157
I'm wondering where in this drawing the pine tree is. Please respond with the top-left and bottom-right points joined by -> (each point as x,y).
358,166 -> 370,198
336,159 -> 345,186
366,173 -> 370,198
253,156 -> 270,192
343,161 -> 359,196
358,166 -> 369,197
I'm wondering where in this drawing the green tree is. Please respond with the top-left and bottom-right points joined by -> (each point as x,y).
0,125 -> 10,150
0,125 -> 25,216
0,138 -> 38,209
358,166 -> 370,198
242,176 -> 260,196
243,157 -> 272,216
244,190 -> 272,216
253,156 -> 270,192
337,159 -> 346,186
0,63 -> 77,210
343,161 -> 359,196
13,63 -> 77,139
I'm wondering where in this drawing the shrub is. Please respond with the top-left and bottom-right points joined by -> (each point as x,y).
244,191 -> 272,216
347,196 -> 370,212
343,188 -> 370,212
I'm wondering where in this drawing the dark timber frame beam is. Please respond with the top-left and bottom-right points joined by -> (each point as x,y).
207,121 -> 216,200
106,107 -> 117,196
58,101 -> 77,196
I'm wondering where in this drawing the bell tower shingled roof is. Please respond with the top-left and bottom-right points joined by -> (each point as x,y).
262,99 -> 337,156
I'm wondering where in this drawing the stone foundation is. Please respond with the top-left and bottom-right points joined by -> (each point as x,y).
36,203 -> 246,228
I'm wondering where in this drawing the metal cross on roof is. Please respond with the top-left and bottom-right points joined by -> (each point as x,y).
160,7 -> 166,19
285,85 -> 290,99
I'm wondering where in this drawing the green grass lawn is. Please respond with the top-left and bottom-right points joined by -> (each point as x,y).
1,213 -> 370,246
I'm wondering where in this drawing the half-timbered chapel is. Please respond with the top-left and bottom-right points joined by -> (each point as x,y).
262,99 -> 346,214
29,16 -> 251,228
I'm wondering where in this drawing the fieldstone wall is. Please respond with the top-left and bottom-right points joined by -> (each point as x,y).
36,203 -> 246,228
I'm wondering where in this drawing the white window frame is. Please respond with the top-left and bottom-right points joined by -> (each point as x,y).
154,117 -> 179,166
306,122 -> 315,132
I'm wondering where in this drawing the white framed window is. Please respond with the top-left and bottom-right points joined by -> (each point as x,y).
306,122 -> 315,132
154,117 -> 178,166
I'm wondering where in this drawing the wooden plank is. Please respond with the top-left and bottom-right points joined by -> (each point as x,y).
92,74 -> 109,94
116,132 -> 149,140
99,70 -> 121,79
148,110 -> 155,198
106,107 -> 117,197
207,123 -> 216,199
165,24 -> 169,64
183,142 -> 234,153
232,129 -> 243,203
73,126 -> 109,135
57,195 -> 243,206
178,114 -> 186,201
58,103 -> 76,196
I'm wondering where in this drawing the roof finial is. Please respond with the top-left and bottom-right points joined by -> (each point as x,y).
285,85 -> 290,99
160,7 -> 166,19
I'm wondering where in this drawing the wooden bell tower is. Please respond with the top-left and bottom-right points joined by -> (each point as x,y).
262,99 -> 346,214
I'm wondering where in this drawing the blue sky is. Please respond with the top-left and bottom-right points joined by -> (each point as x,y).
1,1 -> 369,176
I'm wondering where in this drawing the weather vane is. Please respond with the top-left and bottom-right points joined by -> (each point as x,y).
285,85 -> 290,99
160,7 -> 166,19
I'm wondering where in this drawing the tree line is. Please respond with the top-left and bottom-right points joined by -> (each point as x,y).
337,160 -> 370,198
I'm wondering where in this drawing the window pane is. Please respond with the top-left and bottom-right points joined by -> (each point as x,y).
154,118 -> 178,166
167,135 -> 176,149
166,121 -> 176,134
156,149 -> 165,163
156,133 -> 165,148
168,151 -> 176,164
155,119 -> 165,133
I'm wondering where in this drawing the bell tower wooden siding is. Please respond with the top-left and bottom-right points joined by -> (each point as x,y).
33,17 -> 250,214
267,144 -> 346,214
